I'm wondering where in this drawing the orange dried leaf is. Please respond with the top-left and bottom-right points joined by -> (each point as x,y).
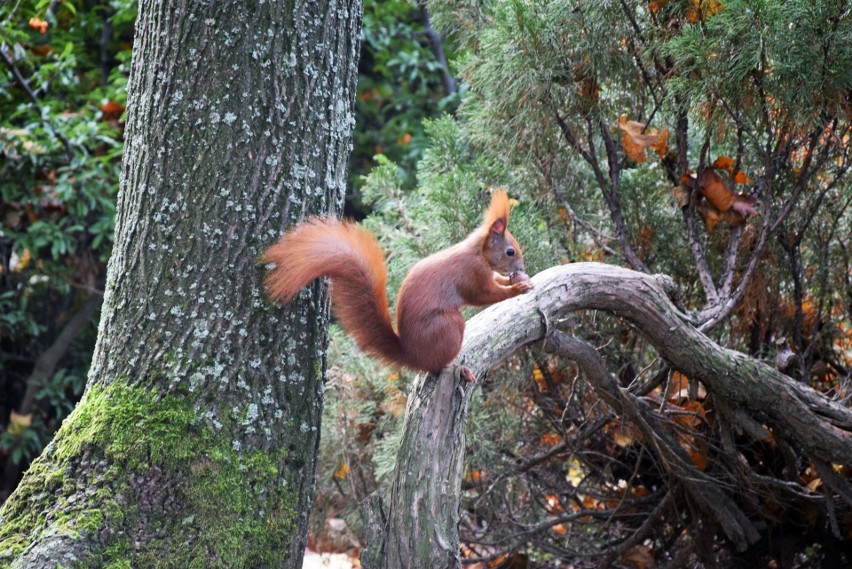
540,432 -> 562,446
7,411 -> 32,436
582,495 -> 598,510
573,59 -> 601,101
733,170 -> 753,184
698,168 -> 736,212
28,17 -> 48,33
690,449 -> 710,470
713,156 -> 753,184
552,523 -> 568,536
672,411 -> 702,431
605,422 -> 635,447
639,225 -> 654,247
578,245 -> 605,262
24,204 -> 38,224
648,0 -> 669,14
100,100 -> 126,122
687,0 -> 724,22
712,156 -> 735,171
621,544 -> 656,569
486,554 -> 527,569
333,462 -> 350,479
30,44 -> 53,56
545,494 -> 565,513
359,88 -> 381,102
100,101 -> 125,114
576,75 -> 601,100
618,114 -> 667,163
680,399 -> 707,420
667,371 -> 690,401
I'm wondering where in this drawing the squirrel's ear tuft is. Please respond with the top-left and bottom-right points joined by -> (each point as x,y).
482,188 -> 511,235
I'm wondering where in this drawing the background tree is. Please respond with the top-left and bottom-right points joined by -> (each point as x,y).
0,1 -> 361,567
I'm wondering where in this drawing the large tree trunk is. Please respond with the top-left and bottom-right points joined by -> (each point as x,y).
0,1 -> 361,567
365,263 -> 852,568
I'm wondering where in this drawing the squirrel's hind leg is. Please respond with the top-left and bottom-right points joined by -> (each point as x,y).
400,309 -> 465,374
453,365 -> 476,383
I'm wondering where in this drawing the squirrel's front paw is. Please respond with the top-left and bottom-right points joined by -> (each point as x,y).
510,271 -> 534,293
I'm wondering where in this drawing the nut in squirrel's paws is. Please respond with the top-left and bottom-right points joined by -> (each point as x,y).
510,271 -> 534,292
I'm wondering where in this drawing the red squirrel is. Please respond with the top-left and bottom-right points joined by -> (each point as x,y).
263,189 -> 533,375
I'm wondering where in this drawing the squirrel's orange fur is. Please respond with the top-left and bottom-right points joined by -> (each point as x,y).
263,189 -> 532,374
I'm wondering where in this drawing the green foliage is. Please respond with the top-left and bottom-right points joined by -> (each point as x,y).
350,0 -> 460,202
0,0 -> 133,494
666,0 -> 852,125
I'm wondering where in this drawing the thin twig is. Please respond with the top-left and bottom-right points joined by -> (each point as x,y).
682,134 -> 719,304
546,176 -> 620,258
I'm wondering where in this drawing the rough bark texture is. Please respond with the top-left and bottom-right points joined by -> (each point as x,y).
0,1 -> 361,567
379,368 -> 473,569
368,262 -> 852,568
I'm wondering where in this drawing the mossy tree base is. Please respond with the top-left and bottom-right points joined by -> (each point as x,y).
1,382 -> 298,568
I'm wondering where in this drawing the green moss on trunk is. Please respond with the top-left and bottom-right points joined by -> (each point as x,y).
0,381 -> 299,568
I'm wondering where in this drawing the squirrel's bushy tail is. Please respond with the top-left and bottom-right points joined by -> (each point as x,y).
263,218 -> 406,367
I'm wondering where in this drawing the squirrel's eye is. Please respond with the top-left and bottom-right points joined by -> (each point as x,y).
506,247 -> 515,256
